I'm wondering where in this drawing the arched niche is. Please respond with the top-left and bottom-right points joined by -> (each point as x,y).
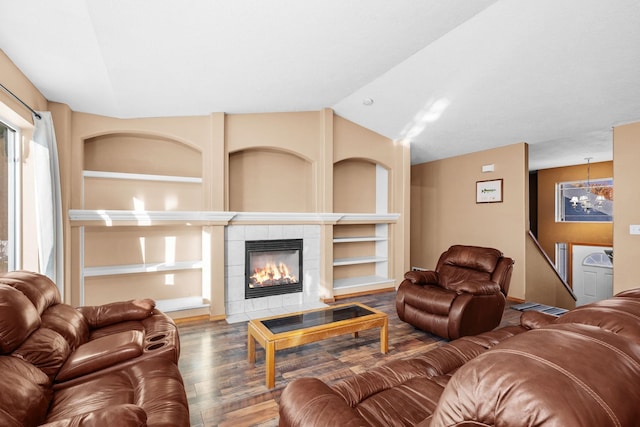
334,159 -> 389,214
229,148 -> 313,212
82,132 -> 203,211
84,132 -> 202,178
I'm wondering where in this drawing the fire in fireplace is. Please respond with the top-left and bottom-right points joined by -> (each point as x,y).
245,239 -> 303,299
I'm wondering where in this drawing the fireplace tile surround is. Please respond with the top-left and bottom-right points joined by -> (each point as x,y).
225,224 -> 326,323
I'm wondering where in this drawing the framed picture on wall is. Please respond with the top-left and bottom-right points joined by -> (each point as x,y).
476,179 -> 503,203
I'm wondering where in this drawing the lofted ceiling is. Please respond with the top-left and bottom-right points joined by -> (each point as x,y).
1,0 -> 639,170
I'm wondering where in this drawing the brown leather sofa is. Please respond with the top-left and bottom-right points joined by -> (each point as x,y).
396,245 -> 514,339
279,289 -> 640,426
0,270 -> 189,426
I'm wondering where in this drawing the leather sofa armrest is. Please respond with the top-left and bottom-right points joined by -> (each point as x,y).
520,310 -> 558,329
614,288 -> 640,299
56,330 -> 144,382
279,378 -> 369,427
404,270 -> 439,285
446,280 -> 501,295
39,404 -> 147,427
78,299 -> 156,329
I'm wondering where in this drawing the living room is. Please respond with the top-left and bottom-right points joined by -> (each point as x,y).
1,2 -> 640,426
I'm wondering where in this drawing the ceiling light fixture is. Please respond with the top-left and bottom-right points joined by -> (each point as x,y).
362,98 -> 374,106
570,157 -> 604,213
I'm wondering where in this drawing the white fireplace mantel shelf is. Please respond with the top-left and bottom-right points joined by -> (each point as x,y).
69,210 -> 400,227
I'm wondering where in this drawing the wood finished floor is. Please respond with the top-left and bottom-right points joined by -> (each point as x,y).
177,291 -> 521,427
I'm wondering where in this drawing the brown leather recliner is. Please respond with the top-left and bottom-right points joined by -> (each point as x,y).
396,245 -> 514,340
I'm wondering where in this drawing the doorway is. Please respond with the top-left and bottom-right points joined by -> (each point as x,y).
571,244 -> 613,306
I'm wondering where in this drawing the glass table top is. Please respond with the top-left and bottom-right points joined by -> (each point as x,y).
260,304 -> 375,334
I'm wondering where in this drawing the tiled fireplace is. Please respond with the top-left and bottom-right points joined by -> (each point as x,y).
224,223 -> 325,323
245,238 -> 303,299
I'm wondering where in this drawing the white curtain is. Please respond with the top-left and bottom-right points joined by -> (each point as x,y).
32,111 -> 64,296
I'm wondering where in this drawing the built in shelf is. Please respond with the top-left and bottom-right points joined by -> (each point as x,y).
333,276 -> 395,290
334,213 -> 400,224
333,256 -> 388,267
155,296 -> 210,313
83,170 -> 202,183
333,236 -> 387,243
69,210 -> 236,226
84,261 -> 203,277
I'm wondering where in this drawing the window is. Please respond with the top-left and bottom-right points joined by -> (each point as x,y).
556,178 -> 613,222
0,121 -> 20,272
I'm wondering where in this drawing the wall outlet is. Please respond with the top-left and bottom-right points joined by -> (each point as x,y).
630,225 -> 640,235
411,266 -> 428,271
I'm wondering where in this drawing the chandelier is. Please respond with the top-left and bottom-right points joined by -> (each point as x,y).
570,157 -> 605,213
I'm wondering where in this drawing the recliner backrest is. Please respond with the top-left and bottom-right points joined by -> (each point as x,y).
0,284 -> 41,354
0,271 -> 92,350
0,270 -> 61,315
437,245 -> 502,273
436,245 -> 504,289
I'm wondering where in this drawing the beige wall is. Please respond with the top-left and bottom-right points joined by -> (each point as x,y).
536,161 -> 613,260
525,233 -> 576,309
612,121 -> 640,294
410,143 -> 529,300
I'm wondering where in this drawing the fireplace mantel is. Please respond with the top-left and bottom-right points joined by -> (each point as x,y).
69,210 -> 400,226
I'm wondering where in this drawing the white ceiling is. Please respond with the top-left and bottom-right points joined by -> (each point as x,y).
2,0 -> 639,170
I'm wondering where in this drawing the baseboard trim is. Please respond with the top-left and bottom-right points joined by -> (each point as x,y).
334,287 -> 396,301
173,314 -> 212,325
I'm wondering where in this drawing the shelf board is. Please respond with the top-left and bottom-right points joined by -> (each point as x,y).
334,213 -> 400,224
333,275 -> 395,290
155,296 -> 210,313
333,256 -> 388,266
69,210 -> 236,226
84,260 -> 203,277
333,236 -> 387,243
84,170 -> 202,183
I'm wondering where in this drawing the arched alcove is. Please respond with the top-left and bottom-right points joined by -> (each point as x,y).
84,132 -> 201,177
82,132 -> 203,211
334,158 -> 388,213
229,148 -> 313,212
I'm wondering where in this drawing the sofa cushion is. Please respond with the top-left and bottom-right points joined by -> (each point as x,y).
46,358 -> 189,427
0,355 -> 51,387
401,284 -> 456,315
552,296 -> 640,340
445,279 -> 500,295
12,328 -> 71,380
56,330 -> 144,382
440,245 -> 501,274
0,358 -> 52,426
431,323 -> 640,427
437,266 -> 492,289
0,270 -> 61,314
41,303 -> 91,350
40,404 -> 147,427
0,284 -> 41,353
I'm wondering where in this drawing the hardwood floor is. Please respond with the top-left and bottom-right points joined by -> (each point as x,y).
177,291 -> 521,427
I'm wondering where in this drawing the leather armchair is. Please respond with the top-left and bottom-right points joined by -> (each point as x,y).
396,245 -> 514,340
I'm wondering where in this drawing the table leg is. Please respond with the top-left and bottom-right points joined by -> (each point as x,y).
247,325 -> 256,364
265,341 -> 275,388
380,318 -> 388,354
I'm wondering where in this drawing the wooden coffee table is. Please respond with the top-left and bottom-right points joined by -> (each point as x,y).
247,302 -> 388,388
